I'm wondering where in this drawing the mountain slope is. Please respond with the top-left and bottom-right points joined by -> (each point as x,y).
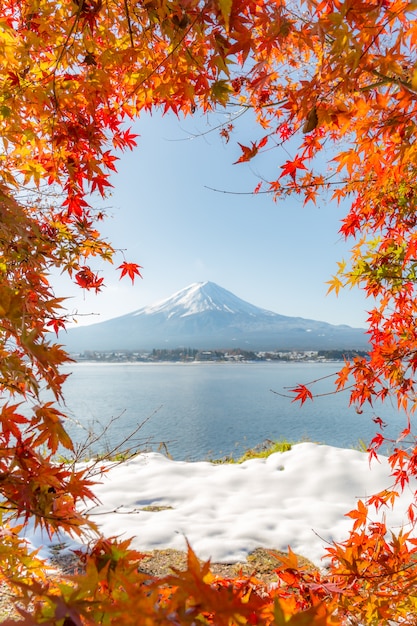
60,281 -> 368,352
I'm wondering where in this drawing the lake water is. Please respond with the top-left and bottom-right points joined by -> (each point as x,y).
56,361 -> 408,461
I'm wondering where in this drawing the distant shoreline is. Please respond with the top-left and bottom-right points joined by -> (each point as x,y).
68,348 -> 368,365
67,359 -> 345,366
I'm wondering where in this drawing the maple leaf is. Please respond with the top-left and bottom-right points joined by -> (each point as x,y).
339,212 -> 362,238
234,138 -> 267,164
33,402 -> 73,452
217,0 -> 233,30
302,106 -> 319,133
102,150 -> 118,172
113,128 -> 138,151
368,489 -> 399,511
274,546 -> 299,570
279,155 -> 308,181
0,404 -> 28,443
118,262 -> 143,284
75,267 -> 104,292
370,432 -> 385,451
346,500 -> 368,532
392,468 -> 409,490
289,384 -> 313,405
278,122 -> 293,141
326,275 -> 345,296
211,80 -> 232,105
62,193 -> 90,218
46,317 -> 66,336
335,365 -> 350,391
373,416 -> 387,429
220,126 -> 231,143
91,174 -> 113,196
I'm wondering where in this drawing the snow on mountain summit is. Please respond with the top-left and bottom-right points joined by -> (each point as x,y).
134,281 -> 276,319
60,281 -> 368,352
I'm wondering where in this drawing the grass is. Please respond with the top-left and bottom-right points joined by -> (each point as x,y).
209,437 -> 372,465
209,439 -> 295,464
57,437 -> 371,466
236,439 -> 294,462
352,438 -> 368,453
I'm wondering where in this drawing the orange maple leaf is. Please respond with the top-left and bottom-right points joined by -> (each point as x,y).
346,500 -> 368,531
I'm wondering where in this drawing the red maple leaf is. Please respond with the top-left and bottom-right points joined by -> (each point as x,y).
234,142 -> 259,164
290,384 -> 313,405
118,262 -> 143,284
234,138 -> 267,164
373,416 -> 387,429
75,266 -> 104,292
279,155 -> 308,181
46,317 -> 66,335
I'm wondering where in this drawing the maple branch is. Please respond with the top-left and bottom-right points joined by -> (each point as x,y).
123,0 -> 135,48
166,107 -> 248,142
270,384 -> 356,401
204,176 -> 365,196
369,69 -> 417,96
229,97 -> 289,110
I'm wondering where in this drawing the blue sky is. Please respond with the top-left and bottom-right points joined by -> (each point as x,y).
53,108 -> 372,329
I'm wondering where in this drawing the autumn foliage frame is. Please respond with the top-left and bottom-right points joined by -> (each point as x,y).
2,0 -> 417,623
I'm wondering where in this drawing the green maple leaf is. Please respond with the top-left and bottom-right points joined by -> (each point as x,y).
211,79 -> 231,105
217,0 -> 232,29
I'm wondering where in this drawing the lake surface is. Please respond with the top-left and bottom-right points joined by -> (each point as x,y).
56,362 -> 407,461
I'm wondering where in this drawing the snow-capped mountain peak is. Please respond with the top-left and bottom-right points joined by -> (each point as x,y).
61,281 -> 368,352
135,281 -> 275,319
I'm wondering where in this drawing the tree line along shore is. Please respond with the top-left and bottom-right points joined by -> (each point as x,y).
74,348 -> 369,363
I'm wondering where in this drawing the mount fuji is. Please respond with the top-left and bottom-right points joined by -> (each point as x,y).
60,281 -> 368,353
